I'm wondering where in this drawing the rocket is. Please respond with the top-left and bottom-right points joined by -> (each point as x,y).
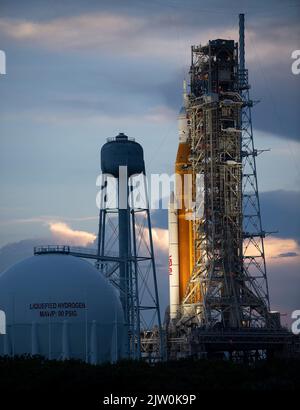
168,81 -> 193,320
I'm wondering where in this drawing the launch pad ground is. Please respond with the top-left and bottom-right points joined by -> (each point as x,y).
167,328 -> 299,360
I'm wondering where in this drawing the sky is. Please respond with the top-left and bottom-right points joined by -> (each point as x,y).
0,0 -> 299,325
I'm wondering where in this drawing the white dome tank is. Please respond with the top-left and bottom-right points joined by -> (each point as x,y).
0,254 -> 125,364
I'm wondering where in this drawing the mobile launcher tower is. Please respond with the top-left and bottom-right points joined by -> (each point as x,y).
167,14 -> 292,360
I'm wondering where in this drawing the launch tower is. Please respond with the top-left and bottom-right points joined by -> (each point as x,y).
167,14 -> 291,359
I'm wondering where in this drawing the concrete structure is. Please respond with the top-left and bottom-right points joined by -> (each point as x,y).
0,254 -> 125,363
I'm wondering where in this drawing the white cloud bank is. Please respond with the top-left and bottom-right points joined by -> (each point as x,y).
48,221 -> 96,246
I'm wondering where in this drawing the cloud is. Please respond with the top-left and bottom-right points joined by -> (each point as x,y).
1,9 -> 299,141
0,11 -> 297,65
263,236 -> 300,265
277,252 -> 299,258
0,215 -> 98,226
144,106 -> 176,124
0,13 -> 142,48
152,230 -> 300,268
152,231 -> 300,326
152,227 -> 169,254
151,223 -> 300,269
0,104 -> 177,126
48,221 -> 96,246
0,230 -> 298,327
260,191 -> 300,243
0,238 -> 48,272
0,13 -> 166,58
244,235 -> 300,268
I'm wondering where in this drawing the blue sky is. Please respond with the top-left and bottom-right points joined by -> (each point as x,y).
0,0 -> 299,322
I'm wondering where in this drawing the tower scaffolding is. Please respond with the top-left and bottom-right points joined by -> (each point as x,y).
238,14 -> 271,326
180,23 -> 273,329
167,17 -> 296,359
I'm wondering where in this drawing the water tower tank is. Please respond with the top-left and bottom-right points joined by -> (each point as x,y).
0,254 -> 125,363
101,133 -> 145,177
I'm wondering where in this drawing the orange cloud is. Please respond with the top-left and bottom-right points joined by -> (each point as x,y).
48,222 -> 96,247
245,236 -> 300,265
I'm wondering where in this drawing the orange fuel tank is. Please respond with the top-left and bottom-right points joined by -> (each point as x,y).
175,141 -> 193,302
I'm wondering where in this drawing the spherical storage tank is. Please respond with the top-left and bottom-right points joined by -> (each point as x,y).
0,254 -> 125,363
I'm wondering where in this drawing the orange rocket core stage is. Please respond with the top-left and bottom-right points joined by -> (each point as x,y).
175,142 -> 193,302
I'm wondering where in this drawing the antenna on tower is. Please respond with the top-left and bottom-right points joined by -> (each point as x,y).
239,13 -> 245,71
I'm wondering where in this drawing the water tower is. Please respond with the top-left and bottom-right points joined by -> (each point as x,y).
97,133 -> 163,360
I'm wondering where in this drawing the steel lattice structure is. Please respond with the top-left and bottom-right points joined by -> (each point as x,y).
180,17 -> 272,329
35,134 -> 164,362
97,169 -> 164,361
239,14 -> 271,326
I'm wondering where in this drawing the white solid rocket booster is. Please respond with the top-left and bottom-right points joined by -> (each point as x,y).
168,191 -> 180,319
178,80 -> 189,144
